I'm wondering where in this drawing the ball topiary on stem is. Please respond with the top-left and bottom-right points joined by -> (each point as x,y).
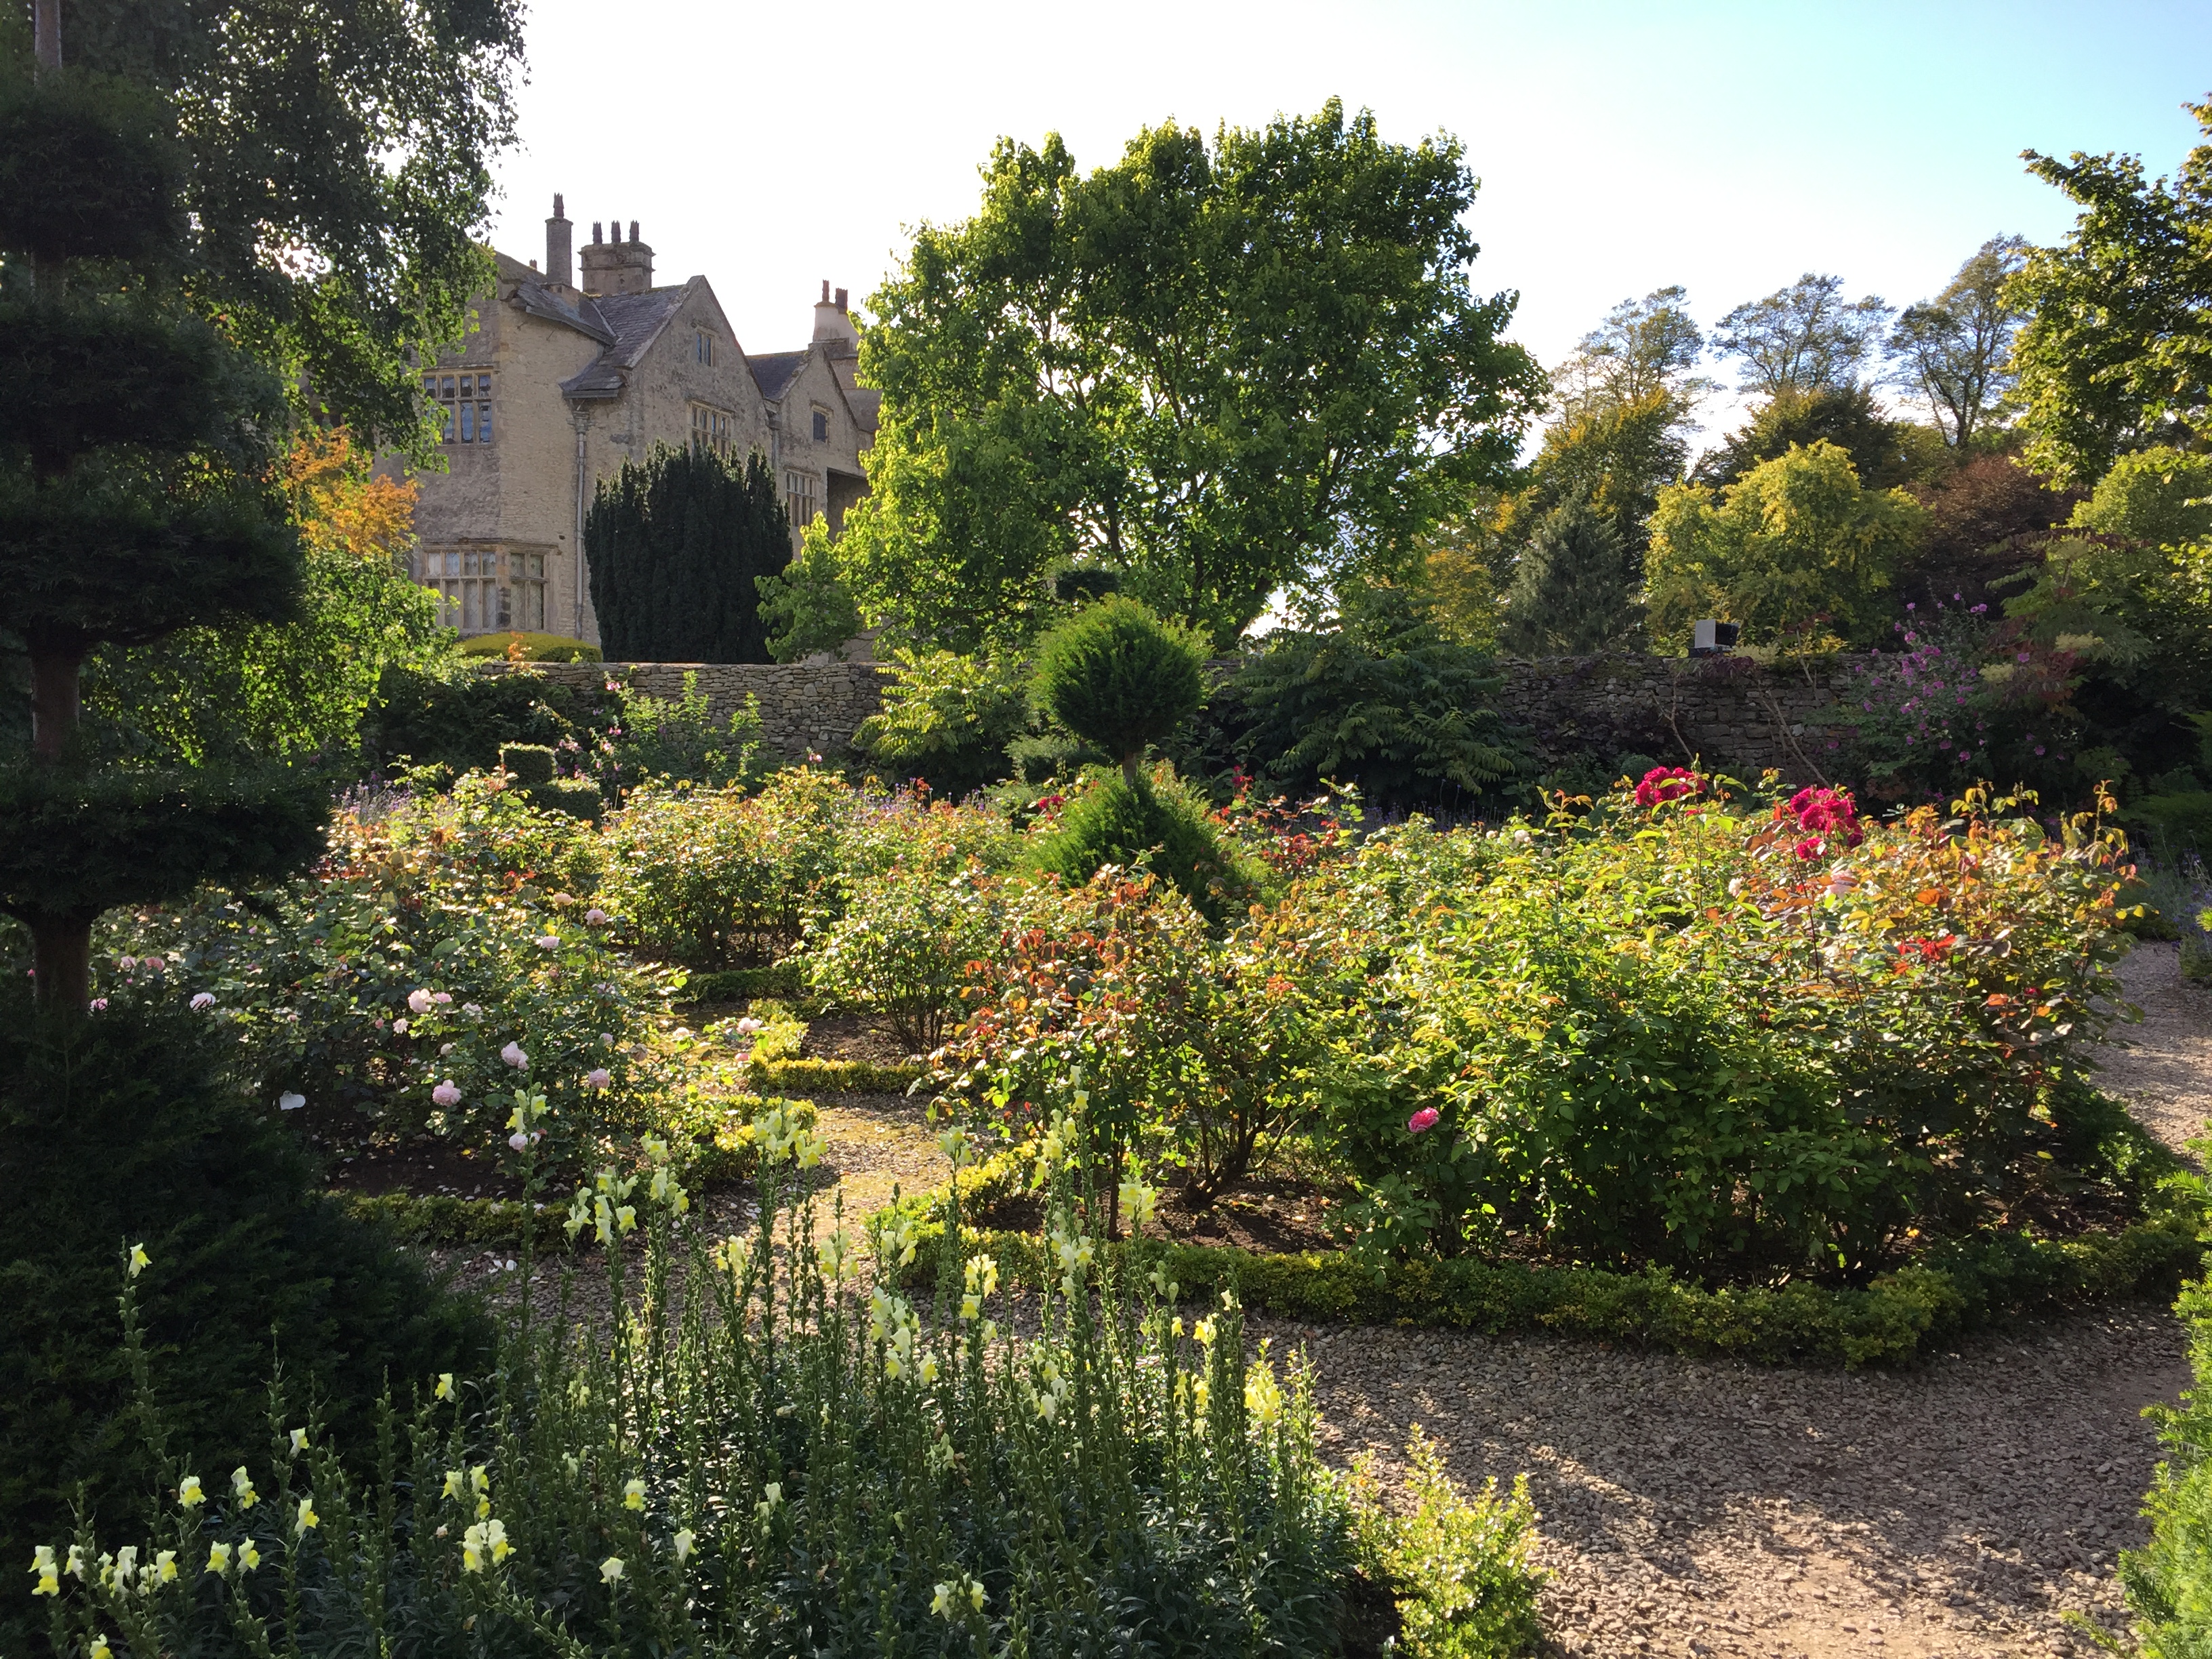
1031,596 -> 1210,786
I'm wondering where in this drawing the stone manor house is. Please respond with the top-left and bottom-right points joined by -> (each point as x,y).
396,197 -> 879,647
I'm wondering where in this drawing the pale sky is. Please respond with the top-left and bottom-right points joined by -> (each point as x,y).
487,0 -> 2211,441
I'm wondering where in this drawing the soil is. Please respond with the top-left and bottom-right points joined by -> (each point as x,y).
321,1132 -> 527,1201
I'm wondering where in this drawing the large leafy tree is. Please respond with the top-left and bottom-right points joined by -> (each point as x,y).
1714,273 -> 1893,398
834,100 -> 1546,647
2009,99 -> 2212,487
1647,441 -> 1925,651
1888,236 -> 2029,450
0,0 -> 520,1010
587,443 -> 791,663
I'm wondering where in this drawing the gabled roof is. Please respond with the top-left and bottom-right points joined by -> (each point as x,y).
560,284 -> 693,401
494,251 -> 617,346
747,350 -> 808,403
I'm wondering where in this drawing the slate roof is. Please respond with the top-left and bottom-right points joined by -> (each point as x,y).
846,386 -> 882,432
747,350 -> 808,403
560,285 -> 691,400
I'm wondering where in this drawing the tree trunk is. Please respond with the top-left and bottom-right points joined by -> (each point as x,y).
30,912 -> 92,1013
1121,750 -> 1142,787
28,643 -> 92,1010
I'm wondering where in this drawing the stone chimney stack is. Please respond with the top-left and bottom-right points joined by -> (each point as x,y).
544,194 -> 573,288
579,220 -> 655,297
813,279 -> 859,351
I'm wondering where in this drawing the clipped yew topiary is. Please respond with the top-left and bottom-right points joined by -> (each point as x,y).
1031,596 -> 1209,785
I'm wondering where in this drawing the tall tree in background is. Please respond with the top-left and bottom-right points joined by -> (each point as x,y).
2009,100 -> 2212,487
1693,385 -> 1937,491
1714,273 -> 1893,397
1551,285 -> 1714,416
588,445 -> 791,663
1,0 -> 518,1009
1888,236 -> 2029,449
833,100 -> 1547,647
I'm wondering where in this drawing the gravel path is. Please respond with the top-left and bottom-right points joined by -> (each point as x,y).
2097,941 -> 2212,1163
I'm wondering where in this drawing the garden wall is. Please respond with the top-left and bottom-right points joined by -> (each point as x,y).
476,653 -> 1858,783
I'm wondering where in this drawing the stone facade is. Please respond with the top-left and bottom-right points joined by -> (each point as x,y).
390,199 -> 880,649
483,653 -> 1858,783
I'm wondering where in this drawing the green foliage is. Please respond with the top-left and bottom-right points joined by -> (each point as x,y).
838,100 -> 1545,645
19,1139 -> 1381,1658
606,673 -> 766,793
363,664 -> 619,781
99,775 -> 688,1172
857,645 -> 1036,797
598,771 -> 853,968
756,517 -> 864,663
915,1208 -> 2203,1370
1648,440 -> 1926,649
0,991 -> 486,1614
585,445 -> 790,663
2118,1274 -> 2212,1652
2011,98 -> 2212,487
1031,597 -> 1208,780
1713,272 -> 1893,398
1351,1429 -> 1542,1659
747,1055 -> 928,1096
1235,584 -> 1524,813
1311,780 -> 2136,1278
1693,385 -> 1941,493
1029,771 -> 1249,927
1500,492 -> 1641,655
455,632 -> 602,663
2070,446 -> 2212,550
1887,235 -> 2028,450
801,855 -> 1004,1052
680,962 -> 804,1004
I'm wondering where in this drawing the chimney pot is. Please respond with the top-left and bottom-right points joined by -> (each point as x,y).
629,220 -> 638,243
553,192 -> 564,216
592,221 -> 602,245
821,279 -> 830,303
835,287 -> 848,312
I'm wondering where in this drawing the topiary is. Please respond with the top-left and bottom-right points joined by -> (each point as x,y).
1031,598 -> 1209,785
0,984 -> 487,1614
1030,769 -> 1254,926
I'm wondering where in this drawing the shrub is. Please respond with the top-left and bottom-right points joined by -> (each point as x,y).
680,962 -> 804,1004
857,645 -> 1036,797
2118,1272 -> 2212,1653
1031,597 -> 1210,785
802,856 -> 1005,1052
1235,584 -> 1525,815
1350,1429 -> 1542,1659
1029,769 -> 1254,926
15,1133 -> 1433,1659
598,769 -> 851,968
1313,773 -> 2136,1278
364,663 -> 619,779
455,632 -> 604,663
0,991 -> 485,1616
602,671 -> 767,793
102,775 -> 680,1171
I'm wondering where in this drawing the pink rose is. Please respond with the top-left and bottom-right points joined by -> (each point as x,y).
117,956 -> 136,971
501,1042 -> 528,1070
1408,1107 -> 1440,1134
142,956 -> 163,973
586,908 -> 610,926
585,1068 -> 612,1090
190,991 -> 217,1012
432,1080 -> 462,1107
89,998 -> 108,1012
508,1131 -> 530,1151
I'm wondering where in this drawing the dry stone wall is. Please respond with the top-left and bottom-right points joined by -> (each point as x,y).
476,652 -> 1859,783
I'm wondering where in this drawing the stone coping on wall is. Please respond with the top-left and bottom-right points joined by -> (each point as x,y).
472,651 -> 1862,783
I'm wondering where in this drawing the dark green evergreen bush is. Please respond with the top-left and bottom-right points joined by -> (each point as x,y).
362,665 -> 617,780
586,444 -> 790,663
0,987 -> 486,1629
1031,598 -> 1209,785
1031,771 -> 1253,926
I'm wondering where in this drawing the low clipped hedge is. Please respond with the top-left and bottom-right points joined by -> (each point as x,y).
682,962 -> 805,1004
749,1055 -> 926,1094
898,1189 -> 2209,1369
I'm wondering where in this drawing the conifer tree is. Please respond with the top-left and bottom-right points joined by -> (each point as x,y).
1502,493 -> 1643,656
586,443 -> 792,662
0,1 -> 520,1011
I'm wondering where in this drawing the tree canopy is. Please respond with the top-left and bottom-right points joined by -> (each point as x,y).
1713,274 -> 1893,398
831,100 -> 1546,648
2010,99 -> 2212,487
1647,441 -> 1925,651
1888,236 -> 2028,450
